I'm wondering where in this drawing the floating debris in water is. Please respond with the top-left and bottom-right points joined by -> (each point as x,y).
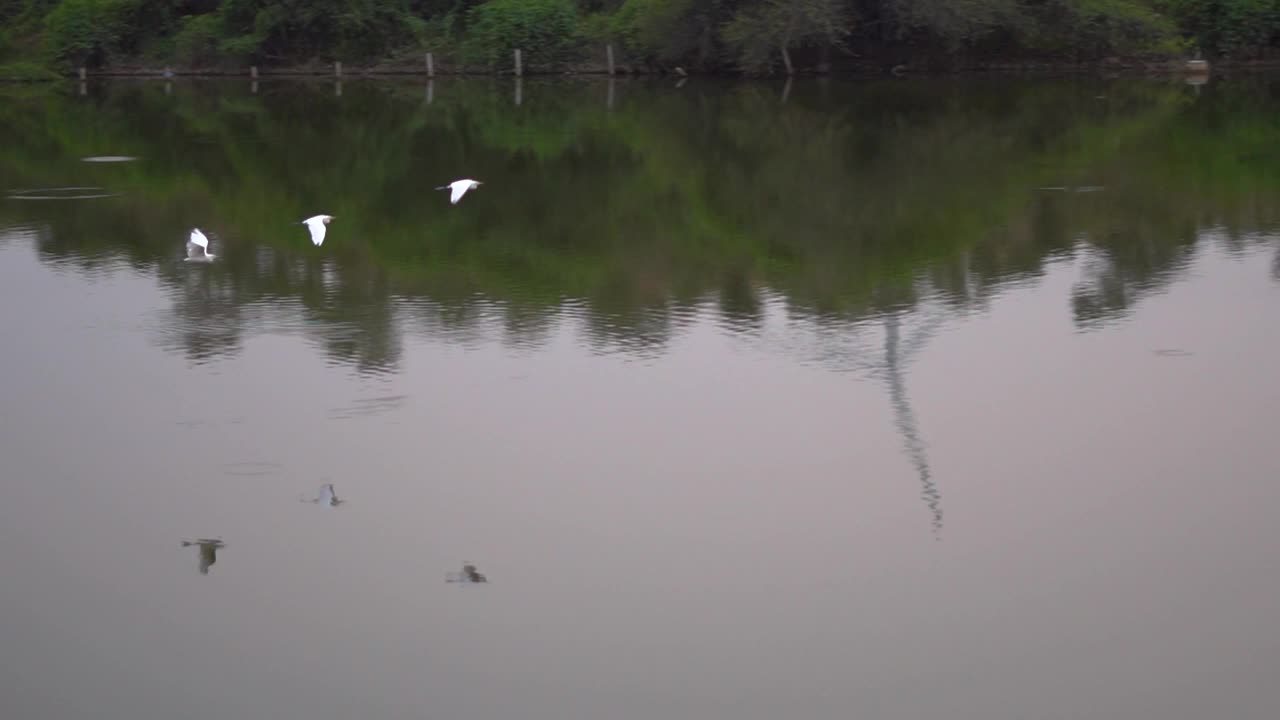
446,561 -> 488,584
1154,348 -> 1194,357
181,538 -> 225,576
82,156 -> 137,163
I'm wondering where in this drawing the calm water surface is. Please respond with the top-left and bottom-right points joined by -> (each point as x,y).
1,76 -> 1278,719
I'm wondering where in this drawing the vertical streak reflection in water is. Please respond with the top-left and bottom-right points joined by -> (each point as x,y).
883,310 -> 944,538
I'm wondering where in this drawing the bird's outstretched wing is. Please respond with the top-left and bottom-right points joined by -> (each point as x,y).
450,183 -> 469,204
186,228 -> 210,259
304,218 -> 327,246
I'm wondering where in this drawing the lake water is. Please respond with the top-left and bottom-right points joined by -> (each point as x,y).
1,75 -> 1278,720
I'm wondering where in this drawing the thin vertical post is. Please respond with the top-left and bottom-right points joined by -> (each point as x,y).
79,67 -> 86,81
781,76 -> 792,104
606,44 -> 615,76
426,52 -> 434,78
513,48 -> 522,77
334,61 -> 342,77
250,65 -> 258,79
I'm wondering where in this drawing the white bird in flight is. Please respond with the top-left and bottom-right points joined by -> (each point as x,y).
185,228 -> 215,261
301,214 -> 335,246
437,179 -> 481,204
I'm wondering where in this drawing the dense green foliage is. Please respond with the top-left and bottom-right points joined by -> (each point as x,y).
465,0 -> 581,67
1,0 -> 1279,73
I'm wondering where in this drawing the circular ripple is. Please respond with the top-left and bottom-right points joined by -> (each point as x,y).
220,461 -> 284,477
6,186 -> 119,200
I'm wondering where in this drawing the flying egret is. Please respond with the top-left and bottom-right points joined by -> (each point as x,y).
185,228 -> 215,262
437,179 -> 482,205
302,215 -> 335,246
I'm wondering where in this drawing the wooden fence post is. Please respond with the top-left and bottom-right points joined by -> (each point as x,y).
334,61 -> 342,77
606,44 -> 615,76
250,65 -> 258,79
426,53 -> 434,78
79,67 -> 86,80
514,49 -> 522,77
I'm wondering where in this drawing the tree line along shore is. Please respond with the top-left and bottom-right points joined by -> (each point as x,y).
1,0 -> 1278,80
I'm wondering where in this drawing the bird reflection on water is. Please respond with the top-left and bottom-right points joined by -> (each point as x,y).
301,483 -> 345,508
446,561 -> 488,584
181,538 -> 224,575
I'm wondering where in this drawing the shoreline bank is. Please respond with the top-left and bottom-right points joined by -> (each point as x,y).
8,56 -> 1280,82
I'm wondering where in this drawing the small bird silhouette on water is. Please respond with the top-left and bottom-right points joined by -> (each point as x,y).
447,561 -> 488,584
301,214 -> 335,246
436,179 -> 481,205
184,228 -> 215,262
181,538 -> 224,575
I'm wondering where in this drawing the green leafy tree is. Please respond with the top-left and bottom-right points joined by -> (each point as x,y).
2,0 -> 1276,73
465,0 -> 581,67
43,0 -> 122,68
612,0 -> 729,67
722,0 -> 851,73
1158,0 -> 1280,56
